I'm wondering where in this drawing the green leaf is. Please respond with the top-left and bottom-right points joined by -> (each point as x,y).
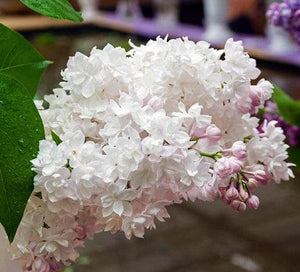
0,24 -> 51,98
288,147 -> 300,172
51,130 -> 62,145
20,0 -> 83,22
0,74 -> 45,242
273,86 -> 300,127
0,24 -> 47,241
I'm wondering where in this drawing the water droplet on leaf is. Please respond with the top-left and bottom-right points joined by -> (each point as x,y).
18,138 -> 26,147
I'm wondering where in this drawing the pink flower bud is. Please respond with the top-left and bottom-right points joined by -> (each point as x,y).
249,86 -> 264,107
249,83 -> 272,114
230,200 -> 247,212
189,123 -> 205,138
219,186 -> 227,193
49,258 -> 62,272
247,178 -> 259,189
238,186 -> 249,201
215,157 -> 232,178
246,195 -> 260,210
224,186 -> 239,201
228,156 -> 244,173
254,170 -> 271,185
73,225 -> 87,240
231,141 -> 247,159
205,125 -> 221,142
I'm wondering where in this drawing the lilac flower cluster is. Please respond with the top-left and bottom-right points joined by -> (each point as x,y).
10,38 -> 294,272
263,101 -> 300,146
267,0 -> 300,44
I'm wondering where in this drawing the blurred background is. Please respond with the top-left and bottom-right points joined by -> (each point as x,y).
1,0 -> 300,271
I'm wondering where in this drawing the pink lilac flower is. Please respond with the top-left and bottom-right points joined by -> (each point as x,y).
10,37 -> 294,271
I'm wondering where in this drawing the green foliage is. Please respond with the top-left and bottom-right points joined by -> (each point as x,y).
35,33 -> 56,47
20,0 -> 83,22
0,24 -> 50,98
288,147 -> 300,172
0,25 -> 47,241
273,86 -> 300,127
76,256 -> 91,265
0,75 -> 45,242
51,130 -> 62,145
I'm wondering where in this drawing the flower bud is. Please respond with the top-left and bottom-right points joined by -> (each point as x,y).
249,82 -> 272,114
249,86 -> 264,107
254,170 -> 271,185
238,186 -> 249,201
205,125 -> 221,142
228,156 -> 244,173
246,195 -> 260,210
49,258 -> 62,272
73,225 -> 87,240
189,123 -> 205,138
247,178 -> 259,189
230,200 -> 247,212
224,186 -> 239,201
231,141 -> 247,159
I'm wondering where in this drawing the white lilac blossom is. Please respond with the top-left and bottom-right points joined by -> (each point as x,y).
11,37 -> 294,272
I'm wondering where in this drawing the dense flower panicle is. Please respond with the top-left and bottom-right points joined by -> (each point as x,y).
12,37 -> 293,272
267,0 -> 300,44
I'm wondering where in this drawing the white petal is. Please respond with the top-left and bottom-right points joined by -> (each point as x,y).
113,200 -> 124,216
119,190 -> 136,201
123,201 -> 133,216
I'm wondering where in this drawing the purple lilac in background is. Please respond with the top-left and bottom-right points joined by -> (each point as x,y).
264,101 -> 300,146
267,0 -> 300,44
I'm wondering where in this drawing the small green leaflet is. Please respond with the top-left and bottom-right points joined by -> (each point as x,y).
0,24 -> 50,98
0,25 -> 47,241
51,130 -> 62,145
273,86 -> 300,127
20,0 -> 83,22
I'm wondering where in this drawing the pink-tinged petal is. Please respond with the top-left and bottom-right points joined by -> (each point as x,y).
102,205 -> 114,217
